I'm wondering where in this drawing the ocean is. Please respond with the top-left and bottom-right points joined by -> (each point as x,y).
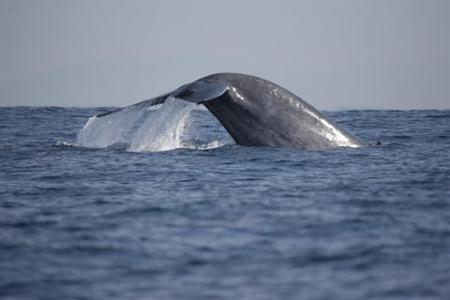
0,106 -> 449,300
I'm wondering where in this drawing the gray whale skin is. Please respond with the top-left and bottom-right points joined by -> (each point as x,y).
97,73 -> 365,150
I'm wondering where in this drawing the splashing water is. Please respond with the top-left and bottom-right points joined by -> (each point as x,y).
76,97 -> 233,152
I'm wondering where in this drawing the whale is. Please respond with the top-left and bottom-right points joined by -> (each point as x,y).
94,73 -> 365,150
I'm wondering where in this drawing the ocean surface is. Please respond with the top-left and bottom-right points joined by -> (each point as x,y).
0,106 -> 449,300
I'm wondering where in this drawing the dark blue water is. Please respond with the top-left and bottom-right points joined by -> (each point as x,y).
1,107 -> 449,300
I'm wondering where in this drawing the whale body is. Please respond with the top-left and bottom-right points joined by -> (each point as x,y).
93,73 -> 365,150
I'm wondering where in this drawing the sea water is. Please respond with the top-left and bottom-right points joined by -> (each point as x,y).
0,106 -> 449,300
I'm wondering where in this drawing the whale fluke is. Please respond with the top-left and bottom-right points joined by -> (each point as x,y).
93,73 -> 365,150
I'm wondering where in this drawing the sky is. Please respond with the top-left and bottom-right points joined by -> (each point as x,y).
0,0 -> 448,109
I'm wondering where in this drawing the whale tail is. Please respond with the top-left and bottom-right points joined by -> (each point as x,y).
87,73 -> 365,150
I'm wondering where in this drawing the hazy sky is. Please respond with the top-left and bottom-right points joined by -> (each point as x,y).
0,0 -> 448,109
